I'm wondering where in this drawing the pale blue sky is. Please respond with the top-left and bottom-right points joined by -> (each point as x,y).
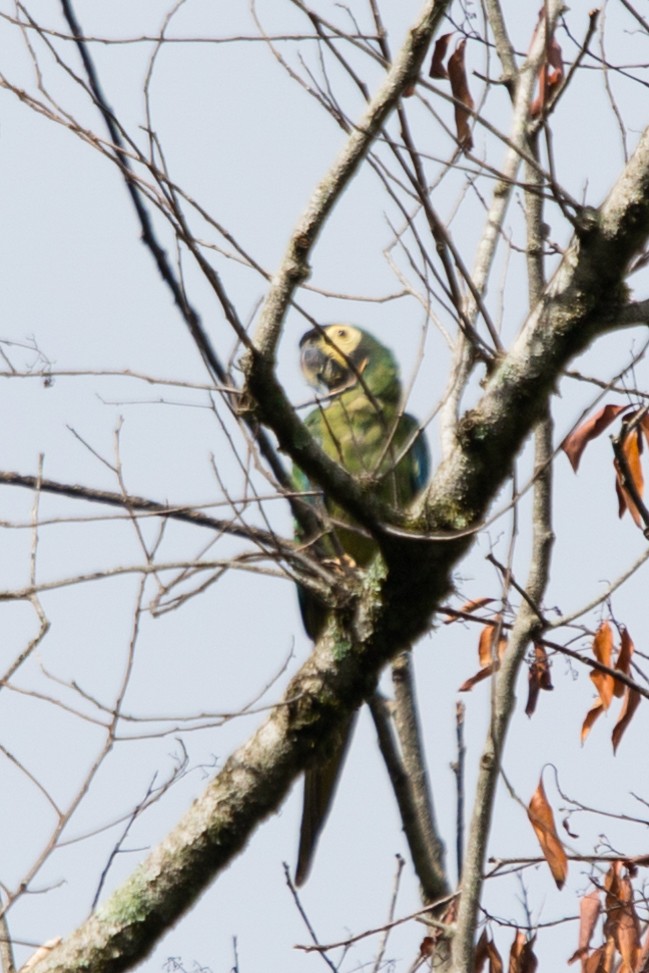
0,3 -> 648,971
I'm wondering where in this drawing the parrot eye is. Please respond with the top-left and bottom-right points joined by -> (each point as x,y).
336,328 -> 347,339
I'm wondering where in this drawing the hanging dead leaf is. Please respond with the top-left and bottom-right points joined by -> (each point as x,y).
448,39 -> 474,151
444,596 -> 494,623
614,425 -> 645,527
614,628 -> 634,695
459,625 -> 507,692
459,661 -> 499,692
419,936 -> 435,959
530,37 -> 564,116
568,889 -> 601,966
636,924 -> 649,973
444,598 -> 494,625
581,697 -> 604,744
509,931 -> 525,972
526,643 -> 553,717
527,777 -> 568,889
509,930 -> 538,973
604,862 -> 640,973
582,942 -> 614,973
590,621 -> 615,710
561,405 -> 627,472
612,686 -> 641,754
640,412 -> 649,451
527,6 -> 564,116
614,472 -> 628,520
475,930 -> 504,973
478,620 -> 505,667
429,32 -> 452,78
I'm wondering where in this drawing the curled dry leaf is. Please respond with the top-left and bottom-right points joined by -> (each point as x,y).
528,6 -> 565,117
589,621 -> 615,710
583,943 -> 613,973
581,697 -> 604,744
604,861 -> 640,973
478,620 -> 505,667
561,404 -> 627,472
568,889 -> 601,967
637,924 -> 649,973
474,929 -> 504,973
459,660 -> 499,692
526,643 -> 553,717
429,32 -> 452,78
444,595 -> 494,623
459,623 -> 507,692
530,36 -> 564,116
641,413 -> 649,449
509,930 -> 538,973
527,777 -> 568,889
614,628 -> 634,696
582,625 -> 641,750
612,685 -> 641,755
448,39 -> 474,151
614,425 -> 645,527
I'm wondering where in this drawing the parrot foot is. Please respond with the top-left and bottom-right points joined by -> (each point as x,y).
322,553 -> 358,574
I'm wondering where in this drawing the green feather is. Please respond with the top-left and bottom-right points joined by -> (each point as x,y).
295,324 -> 428,567
293,324 -> 429,885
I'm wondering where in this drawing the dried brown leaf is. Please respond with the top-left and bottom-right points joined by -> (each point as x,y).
604,862 -> 640,973
530,36 -> 564,116
568,890 -> 601,967
429,32 -> 452,78
527,7 -> 564,116
459,661 -> 499,692
612,687 -> 641,754
475,930 -> 490,973
509,930 -> 526,973
590,621 -> 615,710
581,698 -> 604,744
615,426 -> 645,527
475,930 -> 504,973
448,39 -> 474,151
527,777 -> 568,889
612,628 -> 634,699
509,929 -> 539,973
526,644 -> 553,717
444,596 -> 494,623
562,404 -> 627,472
636,924 -> 649,973
640,413 -> 649,451
615,470 -> 629,520
460,626 -> 507,692
583,942 -> 613,973
615,628 -> 634,689
509,931 -> 537,973
478,622 -> 499,667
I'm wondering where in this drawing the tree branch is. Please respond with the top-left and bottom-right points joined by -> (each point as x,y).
452,415 -> 555,971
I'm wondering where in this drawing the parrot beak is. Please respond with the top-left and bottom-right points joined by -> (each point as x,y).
300,330 -> 350,392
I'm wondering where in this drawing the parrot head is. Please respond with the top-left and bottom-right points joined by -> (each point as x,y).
299,324 -> 400,401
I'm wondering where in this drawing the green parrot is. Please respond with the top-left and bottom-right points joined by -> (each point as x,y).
293,324 -> 430,884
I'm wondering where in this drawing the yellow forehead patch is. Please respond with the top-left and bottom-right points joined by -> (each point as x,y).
322,324 -> 362,364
